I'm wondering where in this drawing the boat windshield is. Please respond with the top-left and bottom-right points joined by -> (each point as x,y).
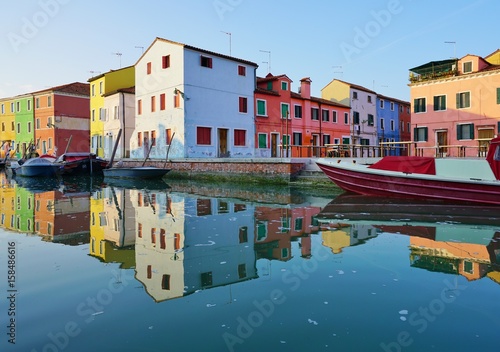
495,145 -> 500,161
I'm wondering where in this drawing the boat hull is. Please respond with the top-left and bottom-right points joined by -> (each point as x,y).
16,165 -> 61,177
316,159 -> 500,205
103,167 -> 171,179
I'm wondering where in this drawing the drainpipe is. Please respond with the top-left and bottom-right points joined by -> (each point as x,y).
121,91 -> 126,158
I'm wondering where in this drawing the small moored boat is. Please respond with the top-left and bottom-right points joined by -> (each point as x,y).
14,155 -> 60,177
316,136 -> 500,205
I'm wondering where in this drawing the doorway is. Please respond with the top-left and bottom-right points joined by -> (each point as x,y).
312,134 -> 320,157
271,133 -> 279,157
436,130 -> 448,157
218,128 -> 228,157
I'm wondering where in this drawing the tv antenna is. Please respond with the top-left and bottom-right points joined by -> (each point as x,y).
260,50 -> 271,73
220,31 -> 231,56
135,46 -> 144,54
112,52 -> 122,68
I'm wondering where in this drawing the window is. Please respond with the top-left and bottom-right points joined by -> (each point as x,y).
162,55 -> 170,69
113,106 -> 119,119
390,120 -> 395,131
91,84 -> 95,97
99,108 -> 106,121
1,104 -> 3,114
201,56 -> 212,68
293,132 -> 302,145
353,91 -> 358,99
174,92 -> 180,108
27,100 -> 31,111
414,97 -> 426,113
99,81 -> 103,95
161,275 -> 171,290
353,111 -> 360,124
138,132 -> 142,147
147,62 -> 152,74
456,92 -> 470,109
433,95 -> 446,111
311,108 -> 319,120
166,129 -> 172,144
332,110 -> 337,123
239,97 -> 248,113
281,81 -> 288,90
256,100 -> 267,116
390,102 -> 394,111
160,93 -> 166,110
497,88 -> 500,104
294,105 -> 302,118
151,130 -> 156,146
47,96 -> 52,107
10,102 -> 14,112
367,95 -> 372,103
258,133 -> 267,148
197,127 -> 211,145
414,127 -> 428,142
367,114 -> 374,126
344,112 -> 349,124
380,99 -> 384,109
323,134 -> 331,145
380,118 -> 385,130
36,98 -> 40,109
267,81 -> 273,90
234,129 -> 246,146
151,96 -> 156,112
27,122 -> 31,133
16,101 -> 20,112
281,103 -> 289,119
238,65 -> 246,76
463,61 -> 472,73
457,123 -> 474,140
137,100 -> 142,115
322,109 -> 329,122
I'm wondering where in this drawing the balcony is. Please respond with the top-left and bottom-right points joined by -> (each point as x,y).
409,59 -> 458,83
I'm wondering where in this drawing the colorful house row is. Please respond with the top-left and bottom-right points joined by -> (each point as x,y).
90,37 -> 411,160
409,50 -> 500,157
0,83 -> 90,159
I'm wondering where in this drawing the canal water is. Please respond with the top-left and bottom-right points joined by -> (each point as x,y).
1,172 -> 499,352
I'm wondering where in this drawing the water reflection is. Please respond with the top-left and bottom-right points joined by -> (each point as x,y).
2,170 -> 500,303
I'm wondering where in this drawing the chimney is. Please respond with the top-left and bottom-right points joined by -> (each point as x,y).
300,77 -> 312,99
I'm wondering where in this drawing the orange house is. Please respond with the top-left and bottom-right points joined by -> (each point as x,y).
32,82 -> 90,156
409,51 -> 500,157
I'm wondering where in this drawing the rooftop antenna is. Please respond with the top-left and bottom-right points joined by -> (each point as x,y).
444,41 -> 456,59
262,61 -> 269,73
220,31 -> 231,56
89,70 -> 101,77
112,52 -> 122,68
260,50 -> 271,73
135,46 -> 144,54
332,65 -> 343,78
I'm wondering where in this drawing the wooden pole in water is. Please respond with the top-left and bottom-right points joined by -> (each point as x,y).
107,129 -> 122,168
163,132 -> 175,168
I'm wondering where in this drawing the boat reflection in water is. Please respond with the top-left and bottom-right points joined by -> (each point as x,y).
318,193 -> 500,282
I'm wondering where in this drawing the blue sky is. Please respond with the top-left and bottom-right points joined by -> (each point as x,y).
1,0 -> 497,101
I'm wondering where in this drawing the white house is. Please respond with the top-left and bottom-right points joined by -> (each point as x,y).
132,37 -> 258,159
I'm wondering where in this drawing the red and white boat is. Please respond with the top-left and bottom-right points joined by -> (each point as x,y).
316,136 -> 500,205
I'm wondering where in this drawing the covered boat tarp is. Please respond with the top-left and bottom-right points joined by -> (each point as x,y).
368,156 -> 436,175
486,136 -> 500,180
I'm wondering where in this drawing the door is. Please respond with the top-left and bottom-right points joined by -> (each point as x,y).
271,133 -> 278,158
312,134 -> 320,157
436,130 -> 447,157
218,128 -> 228,157
108,135 -> 114,159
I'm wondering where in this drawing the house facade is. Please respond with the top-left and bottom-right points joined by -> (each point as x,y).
0,98 -> 15,159
322,79 -> 379,150
132,37 -> 258,159
88,66 -> 135,157
102,87 -> 135,159
31,83 -> 90,156
409,52 -> 500,157
13,94 -> 34,159
255,74 -> 350,158
376,95 -> 410,155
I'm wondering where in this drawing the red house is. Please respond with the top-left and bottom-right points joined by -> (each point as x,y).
255,74 -> 350,158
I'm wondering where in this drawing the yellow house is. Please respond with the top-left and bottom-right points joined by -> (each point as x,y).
0,97 -> 16,159
88,66 -> 135,157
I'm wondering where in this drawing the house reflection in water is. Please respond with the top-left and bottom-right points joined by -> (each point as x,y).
321,223 -> 379,254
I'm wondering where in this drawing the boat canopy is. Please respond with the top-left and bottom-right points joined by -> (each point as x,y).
368,156 -> 436,175
486,136 -> 500,180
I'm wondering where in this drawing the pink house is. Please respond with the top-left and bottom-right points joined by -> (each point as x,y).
409,51 -> 500,157
255,74 -> 350,158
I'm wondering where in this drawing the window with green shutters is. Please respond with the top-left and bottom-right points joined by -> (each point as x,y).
457,123 -> 474,140
258,133 -> 267,148
456,92 -> 471,109
414,127 -> 428,142
433,95 -> 446,111
497,88 -> 500,104
257,100 -> 266,116
414,98 -> 426,113
281,103 -> 289,118
353,111 -> 360,124
367,114 -> 374,126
